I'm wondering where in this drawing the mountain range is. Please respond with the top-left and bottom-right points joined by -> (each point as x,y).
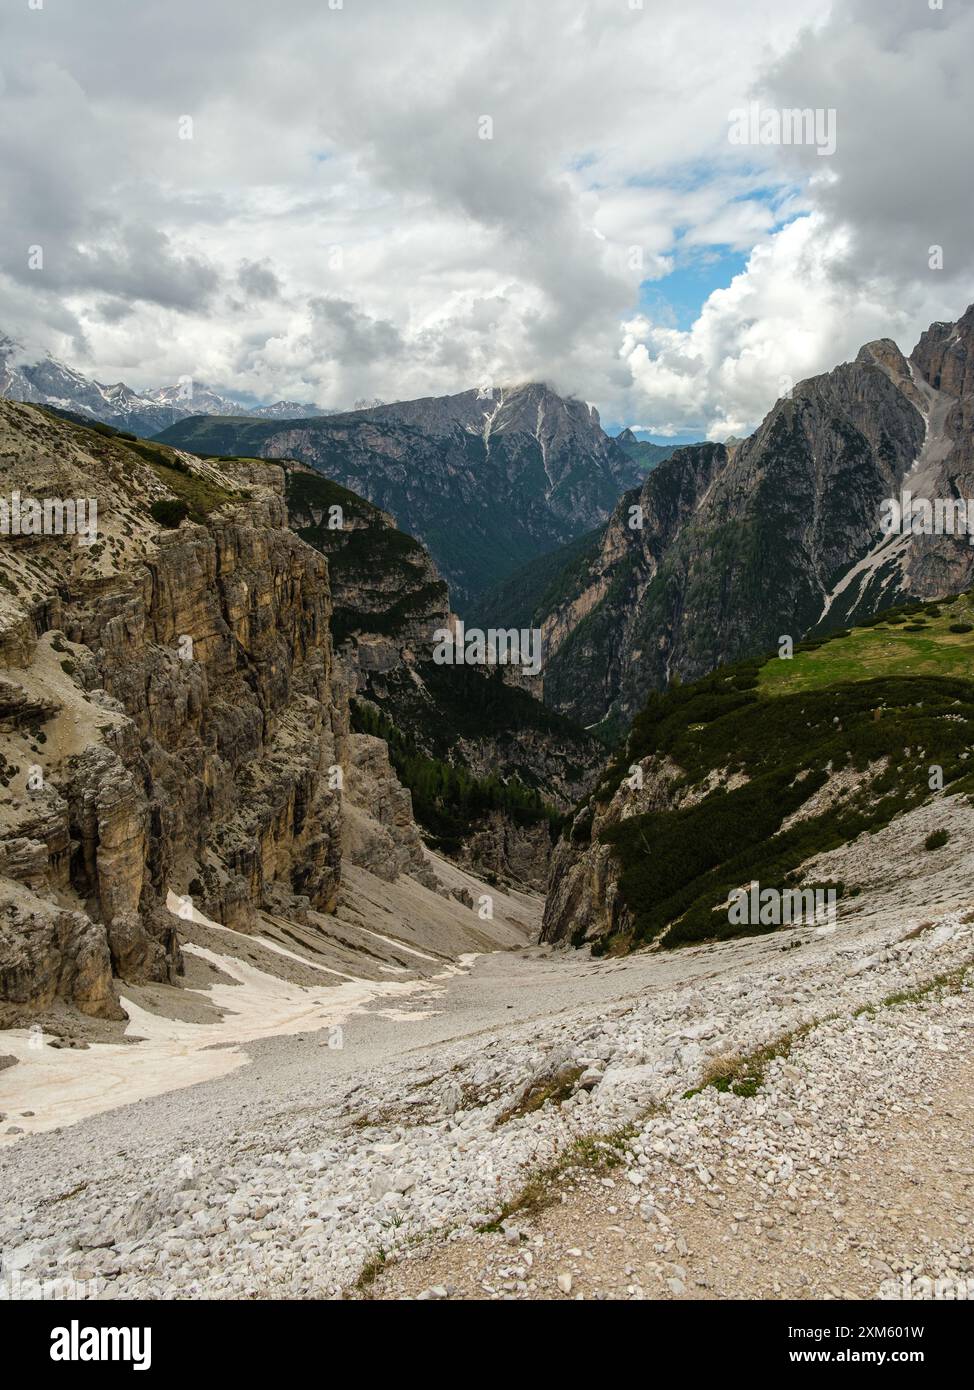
2,338 -> 661,609
512,306 -> 974,733
0,336 -> 330,438
8,305 -> 974,740
156,384 -> 648,607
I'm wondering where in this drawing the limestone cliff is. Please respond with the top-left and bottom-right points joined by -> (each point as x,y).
0,406 -> 360,1022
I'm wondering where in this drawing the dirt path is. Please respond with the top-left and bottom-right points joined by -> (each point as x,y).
368,988 -> 974,1301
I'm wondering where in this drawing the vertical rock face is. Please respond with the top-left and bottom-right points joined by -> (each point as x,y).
910,305 -> 974,483
538,308 -> 974,731
540,443 -> 730,727
911,310 -> 974,402
540,754 -> 685,948
74,490 -> 345,930
0,886 -> 124,1020
450,809 -> 556,894
340,733 -> 439,889
0,404 -> 347,1021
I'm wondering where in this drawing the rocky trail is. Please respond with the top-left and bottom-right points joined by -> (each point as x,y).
374,954 -> 974,1302
1,879 -> 971,1300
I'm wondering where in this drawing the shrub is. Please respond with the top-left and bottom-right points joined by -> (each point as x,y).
593,663 -> 974,951
949,622 -> 973,634
349,698 -> 562,851
924,829 -> 950,851
150,498 -> 190,528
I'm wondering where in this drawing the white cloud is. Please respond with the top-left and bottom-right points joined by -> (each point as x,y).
0,0 -> 970,430
621,0 -> 974,436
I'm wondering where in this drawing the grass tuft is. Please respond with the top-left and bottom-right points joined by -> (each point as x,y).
475,1123 -> 640,1232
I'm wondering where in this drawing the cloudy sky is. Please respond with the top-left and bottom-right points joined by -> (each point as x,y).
3,0 -> 973,438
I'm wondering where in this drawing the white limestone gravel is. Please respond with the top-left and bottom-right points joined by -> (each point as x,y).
1,903 -> 971,1300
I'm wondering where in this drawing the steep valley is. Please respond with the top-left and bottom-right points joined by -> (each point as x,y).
6,0 -> 973,1322
3,318 -> 974,1304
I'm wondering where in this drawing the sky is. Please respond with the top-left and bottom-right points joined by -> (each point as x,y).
2,0 -> 973,442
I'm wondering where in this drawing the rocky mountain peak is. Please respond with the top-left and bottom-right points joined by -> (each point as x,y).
911,302 -> 974,397
855,336 -> 913,377
535,304 -> 974,730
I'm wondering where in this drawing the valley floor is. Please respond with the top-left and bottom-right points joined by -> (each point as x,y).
1,853 -> 972,1301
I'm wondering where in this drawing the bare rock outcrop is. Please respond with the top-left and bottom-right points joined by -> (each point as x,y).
0,403 -> 349,1018
453,810 -> 554,893
341,733 -> 439,890
0,883 -> 124,1023
540,754 -> 687,948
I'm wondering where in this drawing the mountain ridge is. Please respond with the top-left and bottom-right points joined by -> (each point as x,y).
156,383 -> 647,607
0,336 -> 331,437
535,304 -> 974,732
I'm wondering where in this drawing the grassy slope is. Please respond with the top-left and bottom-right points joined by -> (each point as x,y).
152,415 -> 281,454
34,407 -> 242,522
760,595 -> 974,694
586,593 -> 974,953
